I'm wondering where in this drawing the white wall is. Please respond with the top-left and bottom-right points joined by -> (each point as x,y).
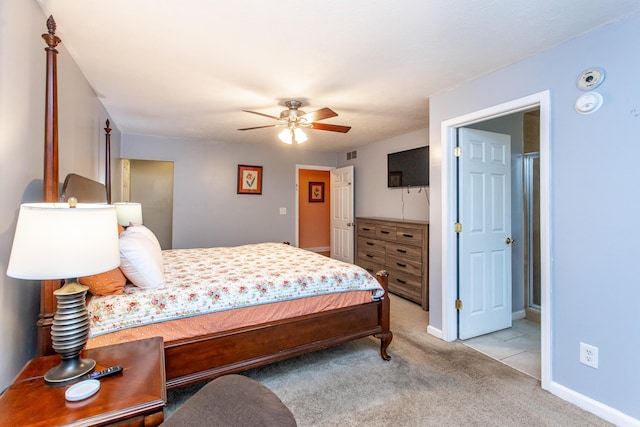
0,1 -> 118,390
429,12 -> 640,423
121,134 -> 337,249
338,128 -> 430,221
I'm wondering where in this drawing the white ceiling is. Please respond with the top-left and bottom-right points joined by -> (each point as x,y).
37,0 -> 640,151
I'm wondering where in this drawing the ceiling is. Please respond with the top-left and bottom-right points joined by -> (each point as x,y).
36,1 -> 640,152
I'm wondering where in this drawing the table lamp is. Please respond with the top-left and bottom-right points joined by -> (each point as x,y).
114,202 -> 143,227
7,200 -> 120,383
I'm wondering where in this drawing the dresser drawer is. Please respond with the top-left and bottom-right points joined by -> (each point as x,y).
356,259 -> 384,277
386,242 -> 422,261
396,227 -> 423,245
357,222 -> 377,238
358,250 -> 386,266
386,254 -> 422,277
357,237 -> 386,254
386,269 -> 422,300
376,225 -> 396,241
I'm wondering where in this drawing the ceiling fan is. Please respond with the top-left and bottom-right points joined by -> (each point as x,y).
238,100 -> 351,144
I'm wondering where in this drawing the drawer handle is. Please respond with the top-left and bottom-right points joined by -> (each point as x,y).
380,230 -> 390,234
396,249 -> 407,254
366,268 -> 374,273
396,278 -> 407,284
402,233 -> 414,238
366,254 -> 374,258
366,242 -> 374,246
396,262 -> 407,268
363,227 -> 371,231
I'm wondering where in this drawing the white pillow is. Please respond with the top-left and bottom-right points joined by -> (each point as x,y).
119,225 -> 165,289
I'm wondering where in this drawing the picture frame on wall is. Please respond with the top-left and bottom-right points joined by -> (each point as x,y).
237,165 -> 263,195
309,181 -> 325,202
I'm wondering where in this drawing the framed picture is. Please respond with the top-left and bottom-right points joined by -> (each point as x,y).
237,165 -> 263,195
309,181 -> 325,203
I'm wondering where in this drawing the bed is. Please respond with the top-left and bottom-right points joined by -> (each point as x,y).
36,16 -> 392,390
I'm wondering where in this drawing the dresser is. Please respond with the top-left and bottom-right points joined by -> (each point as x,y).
355,217 -> 429,310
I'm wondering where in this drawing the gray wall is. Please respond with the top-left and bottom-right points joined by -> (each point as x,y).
0,1 -> 120,389
429,12 -> 640,421
338,128 -> 430,222
121,134 -> 338,249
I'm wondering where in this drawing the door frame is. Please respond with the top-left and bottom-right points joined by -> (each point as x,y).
295,164 -> 333,248
439,91 -> 551,389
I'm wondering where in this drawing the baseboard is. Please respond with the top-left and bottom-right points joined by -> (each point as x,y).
512,310 -> 526,320
303,246 -> 330,254
427,325 -> 443,339
548,381 -> 640,427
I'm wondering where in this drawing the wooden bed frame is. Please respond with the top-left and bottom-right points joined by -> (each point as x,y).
37,16 -> 392,390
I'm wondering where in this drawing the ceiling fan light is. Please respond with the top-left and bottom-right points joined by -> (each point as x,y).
294,128 -> 308,143
278,129 -> 294,144
278,128 -> 307,144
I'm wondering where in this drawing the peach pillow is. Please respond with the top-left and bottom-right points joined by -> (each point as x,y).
79,267 -> 127,295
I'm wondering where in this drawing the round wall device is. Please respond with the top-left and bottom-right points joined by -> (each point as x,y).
575,92 -> 603,114
576,67 -> 605,91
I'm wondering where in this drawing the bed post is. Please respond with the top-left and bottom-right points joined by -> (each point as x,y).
104,119 -> 112,204
374,270 -> 392,360
38,16 -> 62,356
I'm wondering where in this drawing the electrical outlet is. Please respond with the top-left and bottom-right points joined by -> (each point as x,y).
580,342 -> 599,369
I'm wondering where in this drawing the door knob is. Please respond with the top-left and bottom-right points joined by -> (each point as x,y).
505,237 -> 515,245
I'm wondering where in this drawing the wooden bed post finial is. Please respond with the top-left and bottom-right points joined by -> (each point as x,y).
43,16 -> 61,51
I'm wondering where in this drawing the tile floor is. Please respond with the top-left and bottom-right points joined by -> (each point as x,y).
462,318 -> 541,379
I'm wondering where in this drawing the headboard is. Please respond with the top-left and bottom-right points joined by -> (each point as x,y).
61,173 -> 108,203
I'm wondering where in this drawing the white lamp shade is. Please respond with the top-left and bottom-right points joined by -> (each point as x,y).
114,202 -> 143,226
7,203 -> 120,280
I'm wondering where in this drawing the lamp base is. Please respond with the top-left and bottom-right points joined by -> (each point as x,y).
46,278 -> 94,384
44,356 -> 96,384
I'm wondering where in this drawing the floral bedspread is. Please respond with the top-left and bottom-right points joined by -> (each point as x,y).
88,242 -> 384,337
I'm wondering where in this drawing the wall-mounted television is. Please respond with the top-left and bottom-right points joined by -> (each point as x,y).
387,146 -> 429,188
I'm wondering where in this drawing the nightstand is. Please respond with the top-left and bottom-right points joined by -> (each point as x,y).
0,337 -> 166,427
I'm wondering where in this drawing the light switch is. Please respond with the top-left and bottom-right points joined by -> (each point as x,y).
279,207 -> 287,215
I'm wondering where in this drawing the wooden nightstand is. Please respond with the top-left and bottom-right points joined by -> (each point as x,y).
0,337 -> 166,427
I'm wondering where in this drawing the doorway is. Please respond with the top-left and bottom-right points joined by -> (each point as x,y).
440,91 -> 551,389
459,114 -> 541,379
295,165 -> 333,252
122,159 -> 174,250
295,165 -> 355,263
298,168 -> 331,255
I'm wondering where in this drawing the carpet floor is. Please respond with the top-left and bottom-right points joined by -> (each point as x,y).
166,294 -> 611,426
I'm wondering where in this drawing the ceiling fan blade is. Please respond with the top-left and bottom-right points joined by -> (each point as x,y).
310,122 -> 351,133
237,124 -> 277,131
302,107 -> 338,122
242,110 -> 280,120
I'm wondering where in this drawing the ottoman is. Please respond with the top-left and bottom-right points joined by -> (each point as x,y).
162,374 -> 296,426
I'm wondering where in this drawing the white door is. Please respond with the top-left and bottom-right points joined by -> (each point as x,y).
458,128 -> 512,339
330,166 -> 354,263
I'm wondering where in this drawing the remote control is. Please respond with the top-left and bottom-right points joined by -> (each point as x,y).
88,365 -> 123,380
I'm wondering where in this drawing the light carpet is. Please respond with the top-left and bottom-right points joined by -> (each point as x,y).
166,295 -> 610,426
